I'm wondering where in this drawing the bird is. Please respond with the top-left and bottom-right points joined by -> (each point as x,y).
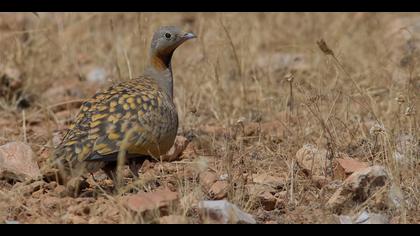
53,26 -> 196,186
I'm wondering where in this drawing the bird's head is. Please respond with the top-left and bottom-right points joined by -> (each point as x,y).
150,26 -> 196,69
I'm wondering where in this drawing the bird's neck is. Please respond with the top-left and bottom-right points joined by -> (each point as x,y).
145,52 -> 174,100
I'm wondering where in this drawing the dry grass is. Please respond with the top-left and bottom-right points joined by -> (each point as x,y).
0,12 -> 418,224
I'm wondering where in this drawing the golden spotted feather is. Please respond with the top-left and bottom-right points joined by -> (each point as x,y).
54,76 -> 178,174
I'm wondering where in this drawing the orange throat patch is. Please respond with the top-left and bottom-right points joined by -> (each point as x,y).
150,54 -> 170,71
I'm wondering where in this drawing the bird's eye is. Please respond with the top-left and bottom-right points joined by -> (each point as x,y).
165,33 -> 171,39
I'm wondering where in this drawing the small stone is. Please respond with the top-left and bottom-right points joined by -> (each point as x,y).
355,211 -> 389,224
209,181 -> 229,199
122,188 -> 179,214
258,191 -> 277,211
327,166 -> 389,213
295,144 -> 328,176
199,171 -> 218,191
334,158 -> 369,180
219,173 -> 229,181
252,173 -> 285,189
0,142 -> 41,181
12,180 -> 45,197
274,191 -> 288,199
338,215 -> 353,224
4,220 -> 20,224
198,200 -> 256,224
86,67 -> 108,84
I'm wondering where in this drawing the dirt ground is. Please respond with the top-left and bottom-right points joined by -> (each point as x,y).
0,13 -> 419,224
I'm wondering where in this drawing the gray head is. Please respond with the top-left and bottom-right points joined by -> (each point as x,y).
150,26 -> 196,66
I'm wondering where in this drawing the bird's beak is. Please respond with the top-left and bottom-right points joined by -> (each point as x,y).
182,32 -> 197,40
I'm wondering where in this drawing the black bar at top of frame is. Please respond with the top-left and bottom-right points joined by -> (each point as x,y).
0,0 -> 419,12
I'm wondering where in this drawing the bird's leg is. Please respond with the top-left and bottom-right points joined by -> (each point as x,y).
102,162 -> 118,185
128,157 -> 148,178
90,172 -> 97,182
128,161 -> 140,178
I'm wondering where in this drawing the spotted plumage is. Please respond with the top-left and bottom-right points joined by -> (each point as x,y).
53,26 -> 196,183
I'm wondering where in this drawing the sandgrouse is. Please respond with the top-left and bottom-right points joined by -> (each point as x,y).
53,26 -> 196,184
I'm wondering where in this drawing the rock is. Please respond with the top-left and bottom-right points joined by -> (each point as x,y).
295,144 -> 328,176
159,215 -> 188,224
338,215 -> 353,224
337,212 -> 388,224
246,183 -> 278,211
122,188 -> 179,214
0,142 -> 41,181
11,180 -> 45,197
240,120 -> 285,138
274,191 -> 288,199
4,220 -> 20,224
199,171 -> 218,191
327,166 -> 389,213
334,158 -> 369,180
257,191 -> 277,211
198,200 -> 256,224
209,181 -> 229,199
86,66 -> 108,85
219,173 -> 229,181
354,211 -> 389,224
160,136 -> 191,162
252,173 -> 285,190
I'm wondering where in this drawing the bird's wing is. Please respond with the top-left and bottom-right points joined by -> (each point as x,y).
54,77 -> 166,164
